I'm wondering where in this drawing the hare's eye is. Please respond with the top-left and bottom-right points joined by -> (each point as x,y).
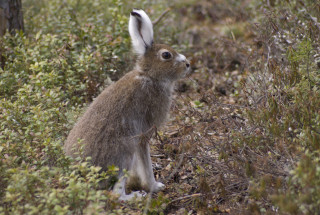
161,52 -> 172,60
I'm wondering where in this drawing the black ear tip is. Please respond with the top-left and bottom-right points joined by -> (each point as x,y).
130,11 -> 141,17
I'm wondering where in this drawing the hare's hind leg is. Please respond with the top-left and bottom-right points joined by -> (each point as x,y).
132,136 -> 165,192
112,142 -> 147,201
113,176 -> 146,201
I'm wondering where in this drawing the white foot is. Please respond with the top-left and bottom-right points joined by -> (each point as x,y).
152,182 -> 165,192
119,191 -> 146,201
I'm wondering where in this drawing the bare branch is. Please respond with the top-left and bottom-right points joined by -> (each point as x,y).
152,8 -> 171,26
169,193 -> 203,205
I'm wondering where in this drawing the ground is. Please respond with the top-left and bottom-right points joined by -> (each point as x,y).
1,0 -> 319,214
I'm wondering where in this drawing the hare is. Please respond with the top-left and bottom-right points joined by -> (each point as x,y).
64,9 -> 190,200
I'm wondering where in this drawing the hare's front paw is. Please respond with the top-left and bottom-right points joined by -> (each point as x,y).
152,182 -> 165,192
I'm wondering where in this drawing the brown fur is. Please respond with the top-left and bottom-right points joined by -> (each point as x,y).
65,43 -> 189,195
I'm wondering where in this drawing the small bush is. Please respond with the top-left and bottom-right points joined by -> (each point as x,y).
241,0 -> 320,213
0,0 -> 171,213
2,0 -> 319,214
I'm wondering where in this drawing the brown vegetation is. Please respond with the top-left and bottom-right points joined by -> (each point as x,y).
1,0 -> 319,214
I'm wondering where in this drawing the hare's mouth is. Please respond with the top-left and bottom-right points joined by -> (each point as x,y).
180,65 -> 192,79
185,66 -> 192,77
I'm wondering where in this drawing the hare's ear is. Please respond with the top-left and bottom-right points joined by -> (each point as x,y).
129,9 -> 153,56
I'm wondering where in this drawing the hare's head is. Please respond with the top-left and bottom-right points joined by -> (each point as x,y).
129,9 -> 190,81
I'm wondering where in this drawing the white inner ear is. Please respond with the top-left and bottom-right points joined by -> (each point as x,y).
129,9 -> 154,56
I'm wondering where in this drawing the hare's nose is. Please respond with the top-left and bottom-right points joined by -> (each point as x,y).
185,59 -> 190,68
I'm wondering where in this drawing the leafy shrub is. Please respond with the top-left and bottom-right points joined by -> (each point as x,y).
0,0 -> 172,213
3,0 -> 319,214
240,0 -> 320,213
1,161 -> 115,214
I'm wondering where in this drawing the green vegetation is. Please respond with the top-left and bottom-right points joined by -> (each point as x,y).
0,0 -> 168,213
1,0 -> 319,214
242,1 -> 320,213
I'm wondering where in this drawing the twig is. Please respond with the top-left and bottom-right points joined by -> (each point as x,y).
152,8 -> 171,26
168,193 -> 203,205
151,154 -> 166,158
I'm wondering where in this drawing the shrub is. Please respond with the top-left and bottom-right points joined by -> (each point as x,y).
0,0 -> 171,213
241,0 -> 320,213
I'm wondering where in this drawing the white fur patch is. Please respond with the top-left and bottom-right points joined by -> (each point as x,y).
176,53 -> 186,62
153,182 -> 165,192
135,75 -> 152,89
129,9 -> 153,55
134,75 -> 150,81
160,80 -> 174,93
132,153 -> 148,185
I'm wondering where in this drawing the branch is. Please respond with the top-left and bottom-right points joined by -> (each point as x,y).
152,8 -> 171,26
168,193 -> 203,205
